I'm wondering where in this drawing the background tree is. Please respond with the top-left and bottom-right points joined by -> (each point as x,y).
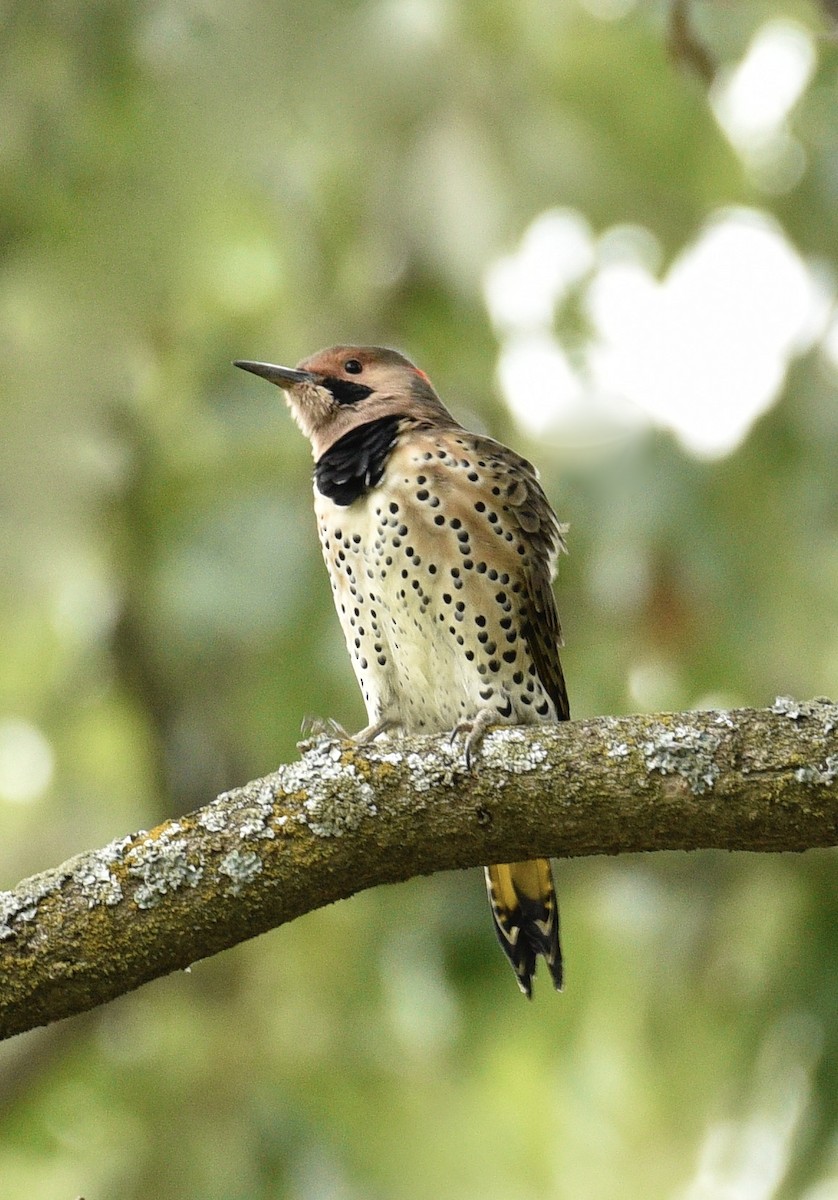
1,1 -> 837,1197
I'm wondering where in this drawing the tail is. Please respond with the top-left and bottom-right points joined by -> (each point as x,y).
484,860 -> 562,998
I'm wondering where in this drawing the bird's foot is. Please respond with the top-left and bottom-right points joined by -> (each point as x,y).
450,707 -> 497,770
353,716 -> 399,745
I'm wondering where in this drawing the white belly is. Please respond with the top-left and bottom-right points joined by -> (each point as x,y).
315,485 -> 491,733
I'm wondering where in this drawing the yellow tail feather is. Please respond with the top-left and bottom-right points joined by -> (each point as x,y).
484,859 -> 563,998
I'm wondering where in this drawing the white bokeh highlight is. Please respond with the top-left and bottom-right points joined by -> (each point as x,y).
484,209 -> 594,332
711,21 -> 815,151
0,718 -> 54,805
485,205 -> 832,459
711,20 -> 816,195
588,209 -> 829,456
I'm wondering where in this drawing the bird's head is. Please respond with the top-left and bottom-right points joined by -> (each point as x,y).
235,345 -> 457,457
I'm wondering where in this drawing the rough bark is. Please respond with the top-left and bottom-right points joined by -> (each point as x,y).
1,700 -> 837,1041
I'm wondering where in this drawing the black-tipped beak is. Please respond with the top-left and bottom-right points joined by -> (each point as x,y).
233,360 -> 316,387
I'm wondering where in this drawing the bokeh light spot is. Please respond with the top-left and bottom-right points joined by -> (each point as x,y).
0,718 -> 54,805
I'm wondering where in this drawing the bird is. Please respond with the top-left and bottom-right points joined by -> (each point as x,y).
235,346 -> 569,997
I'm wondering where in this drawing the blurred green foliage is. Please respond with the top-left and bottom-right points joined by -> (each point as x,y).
1,1 -> 837,1197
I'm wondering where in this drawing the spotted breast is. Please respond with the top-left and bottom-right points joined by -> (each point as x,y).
315,426 -> 568,740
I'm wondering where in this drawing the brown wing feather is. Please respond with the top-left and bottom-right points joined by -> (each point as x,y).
498,448 -> 570,721
432,430 -> 570,722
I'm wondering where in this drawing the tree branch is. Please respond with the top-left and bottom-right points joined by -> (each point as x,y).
667,0 -> 716,84
2,701 -> 837,1041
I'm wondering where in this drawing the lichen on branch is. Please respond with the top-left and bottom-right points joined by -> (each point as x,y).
1,701 -> 837,1041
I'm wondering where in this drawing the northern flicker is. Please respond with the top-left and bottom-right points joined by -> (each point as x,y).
235,346 -> 569,996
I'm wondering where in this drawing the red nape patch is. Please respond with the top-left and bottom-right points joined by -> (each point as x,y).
414,368 -> 431,384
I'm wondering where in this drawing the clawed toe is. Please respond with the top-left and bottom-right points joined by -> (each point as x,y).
300,715 -> 349,740
450,708 -> 497,770
298,715 -> 349,751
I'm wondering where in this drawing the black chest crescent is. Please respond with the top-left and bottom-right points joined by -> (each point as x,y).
314,415 -> 404,506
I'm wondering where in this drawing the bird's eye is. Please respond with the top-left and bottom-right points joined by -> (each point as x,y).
344,359 -> 363,374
